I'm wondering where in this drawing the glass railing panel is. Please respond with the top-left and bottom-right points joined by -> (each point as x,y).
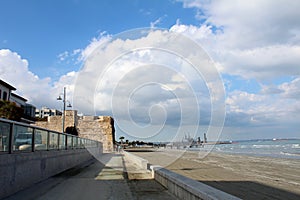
34,129 -> 48,150
86,139 -> 90,148
59,134 -> 66,150
48,131 -> 58,150
13,125 -> 33,151
73,137 -> 78,148
67,135 -> 73,149
0,119 -> 101,153
80,138 -> 84,149
0,121 -> 10,152
83,139 -> 87,147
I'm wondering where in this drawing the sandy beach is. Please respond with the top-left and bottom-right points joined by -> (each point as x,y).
131,149 -> 300,200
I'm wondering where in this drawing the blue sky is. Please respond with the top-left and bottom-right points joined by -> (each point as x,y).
1,0 -> 300,141
1,0 -> 198,79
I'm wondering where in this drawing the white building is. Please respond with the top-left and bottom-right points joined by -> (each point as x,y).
35,107 -> 62,118
0,79 -> 16,101
10,93 -> 27,107
0,79 -> 36,121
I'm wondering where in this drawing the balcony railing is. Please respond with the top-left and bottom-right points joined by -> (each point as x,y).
0,118 -> 98,153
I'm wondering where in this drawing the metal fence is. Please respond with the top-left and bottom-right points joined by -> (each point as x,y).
0,118 -> 98,153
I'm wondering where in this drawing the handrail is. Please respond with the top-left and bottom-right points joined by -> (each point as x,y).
1,118 -> 67,136
0,118 -> 99,154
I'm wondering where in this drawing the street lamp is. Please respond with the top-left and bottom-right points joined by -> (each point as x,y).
57,87 -> 72,133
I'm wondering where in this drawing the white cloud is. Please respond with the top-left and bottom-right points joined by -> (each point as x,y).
217,45 -> 300,80
172,1 -> 300,81
170,22 -> 213,40
225,78 -> 300,129
173,0 -> 300,138
0,49 -> 50,104
0,49 -> 76,110
139,9 -> 152,16
2,0 -> 300,140
57,51 -> 69,61
79,33 -> 111,61
279,78 -> 300,99
71,29 -> 224,141
51,27 -> 221,122
150,17 -> 163,28
178,0 -> 300,47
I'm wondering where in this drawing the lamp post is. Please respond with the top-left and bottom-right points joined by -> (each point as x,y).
57,87 -> 72,133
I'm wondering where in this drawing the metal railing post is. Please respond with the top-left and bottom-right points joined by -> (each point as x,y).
65,134 -> 67,150
8,122 -> 14,154
32,128 -> 35,152
47,131 -> 50,150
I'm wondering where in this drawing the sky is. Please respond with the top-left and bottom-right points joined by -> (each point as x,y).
0,0 -> 299,142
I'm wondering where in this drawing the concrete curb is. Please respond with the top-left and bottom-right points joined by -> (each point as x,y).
122,151 -> 149,170
151,165 -> 241,200
123,151 -> 241,200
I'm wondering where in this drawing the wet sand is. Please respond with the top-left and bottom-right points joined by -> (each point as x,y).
132,149 -> 300,200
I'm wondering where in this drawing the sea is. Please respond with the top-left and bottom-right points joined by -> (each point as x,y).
191,139 -> 300,159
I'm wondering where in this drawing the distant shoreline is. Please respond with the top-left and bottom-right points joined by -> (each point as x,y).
125,138 -> 300,160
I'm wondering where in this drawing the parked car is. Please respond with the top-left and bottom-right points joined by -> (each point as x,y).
15,132 -> 42,148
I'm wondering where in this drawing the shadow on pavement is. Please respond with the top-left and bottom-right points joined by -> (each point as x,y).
4,155 -> 178,200
200,180 -> 300,200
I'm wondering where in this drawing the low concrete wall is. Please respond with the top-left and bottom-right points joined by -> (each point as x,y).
151,166 -> 241,200
123,152 -> 240,199
123,151 -> 149,169
0,149 -> 96,199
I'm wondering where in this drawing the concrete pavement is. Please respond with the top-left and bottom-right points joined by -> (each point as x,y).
4,153 -> 178,200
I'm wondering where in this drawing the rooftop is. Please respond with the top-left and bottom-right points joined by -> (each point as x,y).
0,79 -> 16,90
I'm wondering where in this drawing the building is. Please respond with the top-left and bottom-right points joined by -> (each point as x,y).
35,107 -> 62,118
10,93 -> 27,107
0,79 -> 36,121
24,104 -> 36,120
0,79 -> 16,101
10,93 -> 36,121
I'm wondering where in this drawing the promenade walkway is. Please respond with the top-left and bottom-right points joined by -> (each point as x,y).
4,153 -> 178,200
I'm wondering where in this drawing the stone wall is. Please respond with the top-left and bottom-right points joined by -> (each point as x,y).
34,110 -> 115,152
35,110 -> 77,133
77,116 -> 115,153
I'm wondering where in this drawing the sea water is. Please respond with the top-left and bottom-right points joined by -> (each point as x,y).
188,139 -> 300,159
211,139 -> 300,159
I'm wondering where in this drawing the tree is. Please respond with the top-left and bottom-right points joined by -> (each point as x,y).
66,126 -> 78,136
0,100 -> 23,121
119,136 -> 125,144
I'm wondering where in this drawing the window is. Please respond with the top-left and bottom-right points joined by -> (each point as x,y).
3,91 -> 7,101
0,89 -> 2,99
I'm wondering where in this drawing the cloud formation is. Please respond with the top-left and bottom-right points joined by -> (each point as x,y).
72,29 -> 225,141
1,0 -> 299,140
175,0 -> 300,81
0,49 -> 76,109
